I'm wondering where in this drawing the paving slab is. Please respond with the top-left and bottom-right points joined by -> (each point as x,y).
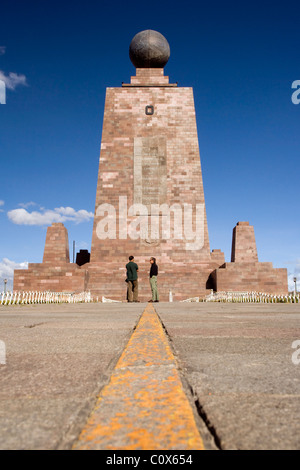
0,303 -> 145,450
156,302 -> 300,450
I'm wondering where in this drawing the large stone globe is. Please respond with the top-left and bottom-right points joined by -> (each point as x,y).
129,30 -> 170,68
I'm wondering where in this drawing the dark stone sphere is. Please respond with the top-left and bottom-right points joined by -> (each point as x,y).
129,30 -> 170,68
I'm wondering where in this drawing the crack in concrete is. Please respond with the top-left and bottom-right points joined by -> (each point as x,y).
23,322 -> 46,329
156,311 -> 223,451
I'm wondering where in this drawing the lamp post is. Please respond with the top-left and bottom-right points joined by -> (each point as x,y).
4,279 -> 7,295
294,277 -> 297,297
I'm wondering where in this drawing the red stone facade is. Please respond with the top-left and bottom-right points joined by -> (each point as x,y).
231,222 -> 258,263
14,223 -> 88,293
13,70 -> 288,299
211,222 -> 287,294
87,67 -> 226,300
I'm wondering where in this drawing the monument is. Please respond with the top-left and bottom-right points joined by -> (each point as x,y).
13,30 -> 288,300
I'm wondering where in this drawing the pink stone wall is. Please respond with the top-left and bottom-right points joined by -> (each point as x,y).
87,67 -> 223,299
211,222 -> 288,295
13,223 -> 87,293
231,222 -> 258,262
213,261 -> 287,295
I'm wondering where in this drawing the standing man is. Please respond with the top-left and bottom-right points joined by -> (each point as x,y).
149,257 -> 159,302
126,256 -> 139,302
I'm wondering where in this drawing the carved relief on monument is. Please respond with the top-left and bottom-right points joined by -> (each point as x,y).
134,136 -> 168,246
133,136 -> 167,208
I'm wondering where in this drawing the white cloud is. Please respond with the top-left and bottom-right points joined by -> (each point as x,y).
7,206 -> 94,226
0,48 -> 27,102
0,70 -> 27,90
54,206 -> 93,222
18,201 -> 37,209
0,200 -> 4,206
0,258 -> 28,291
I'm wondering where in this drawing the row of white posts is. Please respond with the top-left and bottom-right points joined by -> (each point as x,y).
205,291 -> 300,303
0,291 -> 93,306
1,290 -> 299,305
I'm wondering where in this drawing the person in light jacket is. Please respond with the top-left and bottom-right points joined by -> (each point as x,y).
149,257 -> 159,302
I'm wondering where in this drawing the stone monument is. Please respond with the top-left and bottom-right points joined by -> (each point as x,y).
13,30 -> 288,299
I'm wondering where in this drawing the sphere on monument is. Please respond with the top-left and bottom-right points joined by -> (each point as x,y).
129,30 -> 170,68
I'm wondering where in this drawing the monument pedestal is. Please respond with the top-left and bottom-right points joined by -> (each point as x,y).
87,258 -> 225,302
210,222 -> 287,294
211,261 -> 288,294
13,223 -> 87,293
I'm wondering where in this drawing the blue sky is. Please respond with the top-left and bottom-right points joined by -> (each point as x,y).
0,0 -> 299,291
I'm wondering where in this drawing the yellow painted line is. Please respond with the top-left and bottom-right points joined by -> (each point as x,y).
73,303 -> 205,450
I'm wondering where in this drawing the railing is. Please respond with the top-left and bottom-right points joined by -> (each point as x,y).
2,290 -> 299,305
0,291 -> 93,305
205,291 -> 300,303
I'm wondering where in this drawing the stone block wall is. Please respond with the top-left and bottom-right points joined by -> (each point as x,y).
14,264 -> 88,293
42,223 -> 70,264
211,222 -> 288,294
87,67 -> 226,299
231,221 -> 258,262
13,223 -> 87,293
212,262 -> 287,294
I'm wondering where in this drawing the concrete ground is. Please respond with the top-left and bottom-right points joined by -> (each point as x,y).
0,302 -> 299,450
156,302 -> 300,450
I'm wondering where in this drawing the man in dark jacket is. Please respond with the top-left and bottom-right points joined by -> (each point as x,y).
126,256 -> 139,302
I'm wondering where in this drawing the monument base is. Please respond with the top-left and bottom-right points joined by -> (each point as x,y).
14,263 -> 88,294
210,262 -> 288,295
210,222 -> 287,295
86,259 -> 224,302
13,221 -> 288,299
14,223 -> 88,294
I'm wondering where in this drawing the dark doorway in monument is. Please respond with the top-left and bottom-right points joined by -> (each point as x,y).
76,250 -> 90,266
206,273 -> 216,291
